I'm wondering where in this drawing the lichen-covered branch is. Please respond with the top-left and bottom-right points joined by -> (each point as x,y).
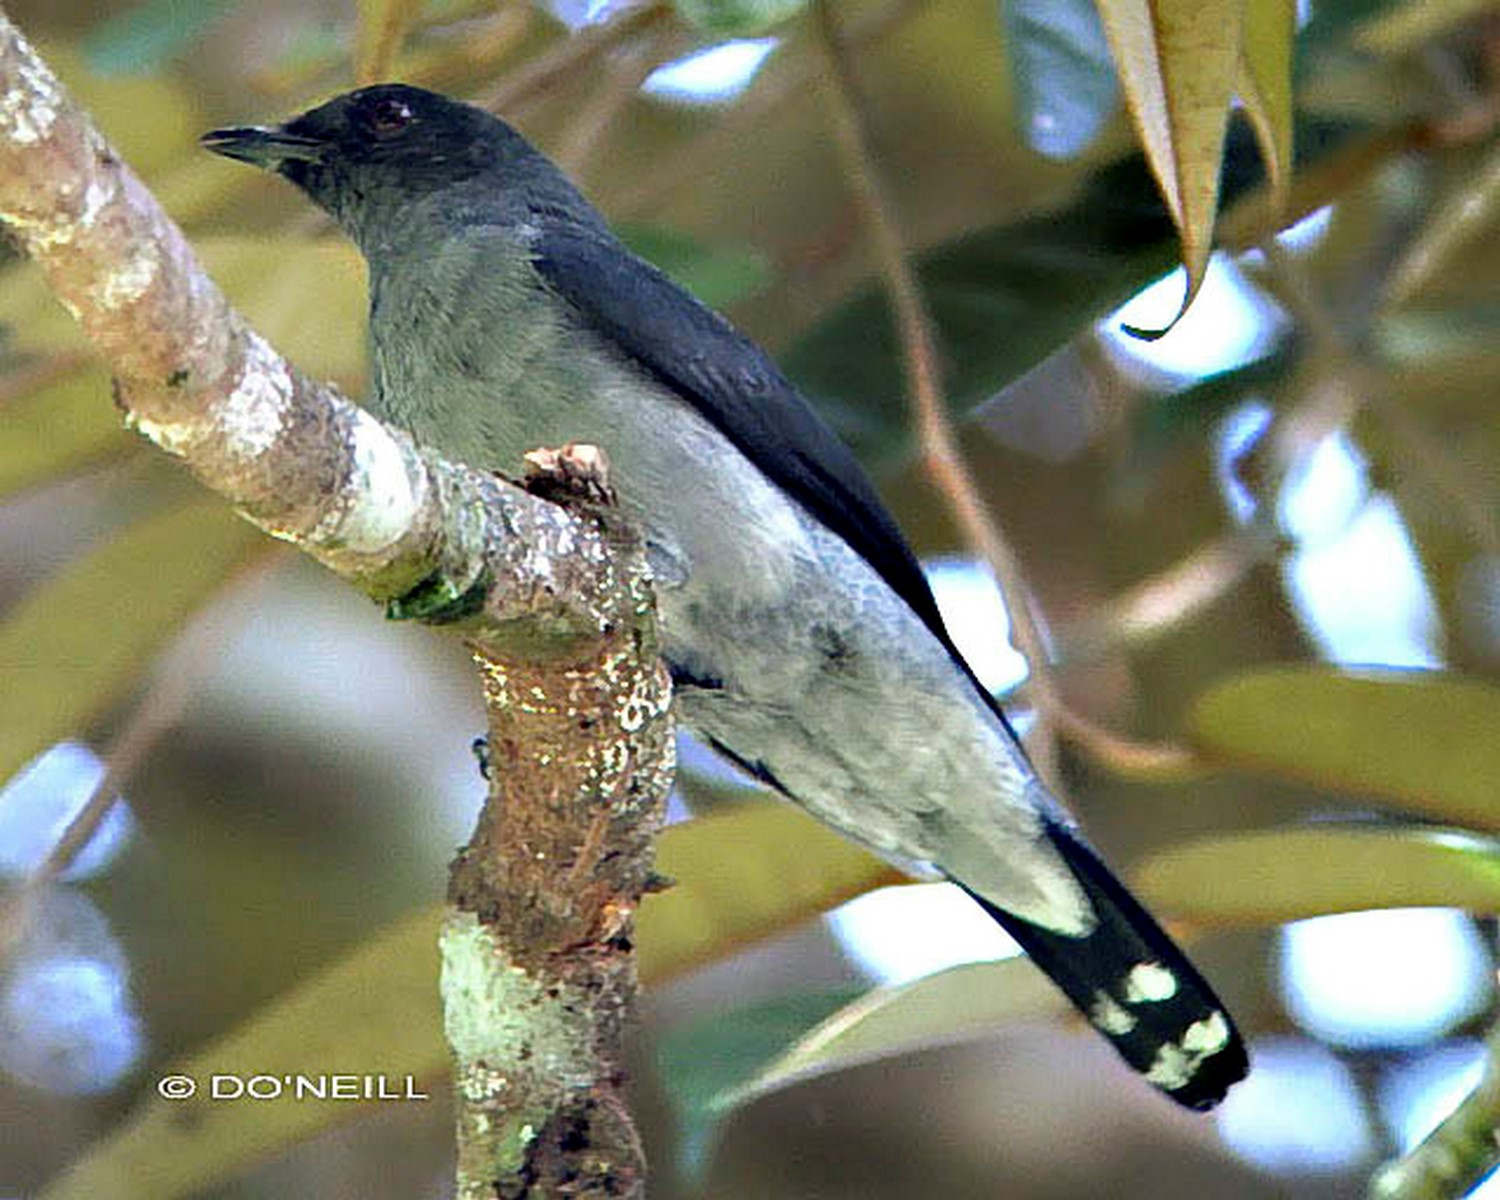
0,11 -> 622,646
1368,1020 -> 1500,1200
445,475 -> 673,1195
1,10 -> 672,1197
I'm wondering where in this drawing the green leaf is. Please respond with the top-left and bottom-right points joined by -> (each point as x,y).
39,803 -> 897,1198
670,0 -> 805,36
0,365 -> 132,497
720,957 -> 1063,1106
1136,826 -> 1500,923
82,0 -> 238,76
0,500 -> 266,786
656,956 -> 1066,1180
1190,667 -> 1500,830
199,238 -> 369,385
641,802 -> 901,983
780,157 -> 1181,465
1353,0 -> 1497,55
781,119 -> 1330,467
1236,0 -> 1296,205
38,908 -> 446,1200
618,225 -> 772,309
655,989 -> 863,1180
1002,0 -> 1120,160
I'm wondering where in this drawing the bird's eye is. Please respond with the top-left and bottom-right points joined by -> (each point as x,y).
365,96 -> 414,138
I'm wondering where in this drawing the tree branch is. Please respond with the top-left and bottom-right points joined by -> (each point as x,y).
0,12 -> 671,1197
1368,1020 -> 1500,1200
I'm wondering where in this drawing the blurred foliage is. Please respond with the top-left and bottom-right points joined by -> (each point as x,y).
1190,667 -> 1500,831
0,0 -> 1498,1196
1137,824 -> 1500,923
38,803 -> 891,1200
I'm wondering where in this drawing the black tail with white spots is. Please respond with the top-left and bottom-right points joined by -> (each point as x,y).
954,818 -> 1248,1111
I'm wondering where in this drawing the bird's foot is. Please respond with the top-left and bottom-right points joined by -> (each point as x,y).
521,442 -> 616,508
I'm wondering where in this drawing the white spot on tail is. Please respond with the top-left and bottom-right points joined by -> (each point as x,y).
1183,1011 -> 1232,1054
1125,961 -> 1179,1003
1145,1011 -> 1233,1091
1090,991 -> 1137,1036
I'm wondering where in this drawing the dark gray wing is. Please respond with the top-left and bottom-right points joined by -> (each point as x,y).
532,221 -> 955,649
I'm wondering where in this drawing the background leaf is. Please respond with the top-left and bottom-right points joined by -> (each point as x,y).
1095,0 -> 1243,328
37,802 -> 899,1198
1001,0 -> 1119,160
1236,0 -> 1295,203
0,365 -> 132,497
654,989 -> 863,1180
714,957 -> 1065,1107
1136,826 -> 1500,923
0,500 -> 266,785
640,802 -> 901,982
355,0 -> 420,87
670,0 -> 805,36
619,224 -> 772,308
37,907 -> 446,1200
81,0 -> 237,75
1189,667 -> 1500,830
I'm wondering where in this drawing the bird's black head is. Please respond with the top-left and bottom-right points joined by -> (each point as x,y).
202,85 -> 569,245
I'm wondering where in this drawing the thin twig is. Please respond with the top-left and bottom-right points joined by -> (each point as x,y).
552,20 -> 688,183
1255,236 -> 1499,555
613,0 -> 928,219
1051,707 -> 1207,783
475,2 -> 671,116
1058,524 -> 1282,665
811,0 -> 1067,782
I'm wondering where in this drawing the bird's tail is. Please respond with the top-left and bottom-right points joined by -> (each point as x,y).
952,816 -> 1248,1111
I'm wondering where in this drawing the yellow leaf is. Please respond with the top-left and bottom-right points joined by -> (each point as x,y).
198,238 -> 369,387
356,0 -> 423,86
41,42 -> 199,176
1136,826 -> 1500,924
39,908 -> 446,1200
39,803 -> 896,1199
1,237 -> 369,389
641,802 -> 902,982
1190,667 -> 1500,831
0,500 -> 266,784
1236,0 -> 1295,208
724,958 -> 1064,1109
0,365 -> 131,497
1354,0 -> 1497,56
1096,0 -> 1243,333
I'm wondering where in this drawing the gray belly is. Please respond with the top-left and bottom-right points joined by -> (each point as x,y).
370,299 -> 1086,930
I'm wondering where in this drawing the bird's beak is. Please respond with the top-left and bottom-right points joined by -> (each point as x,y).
199,125 -> 326,169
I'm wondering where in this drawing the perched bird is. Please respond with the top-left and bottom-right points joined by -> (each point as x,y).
203,84 -> 1247,1110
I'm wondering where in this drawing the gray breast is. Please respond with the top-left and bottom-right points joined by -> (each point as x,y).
367,226 -> 1087,933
